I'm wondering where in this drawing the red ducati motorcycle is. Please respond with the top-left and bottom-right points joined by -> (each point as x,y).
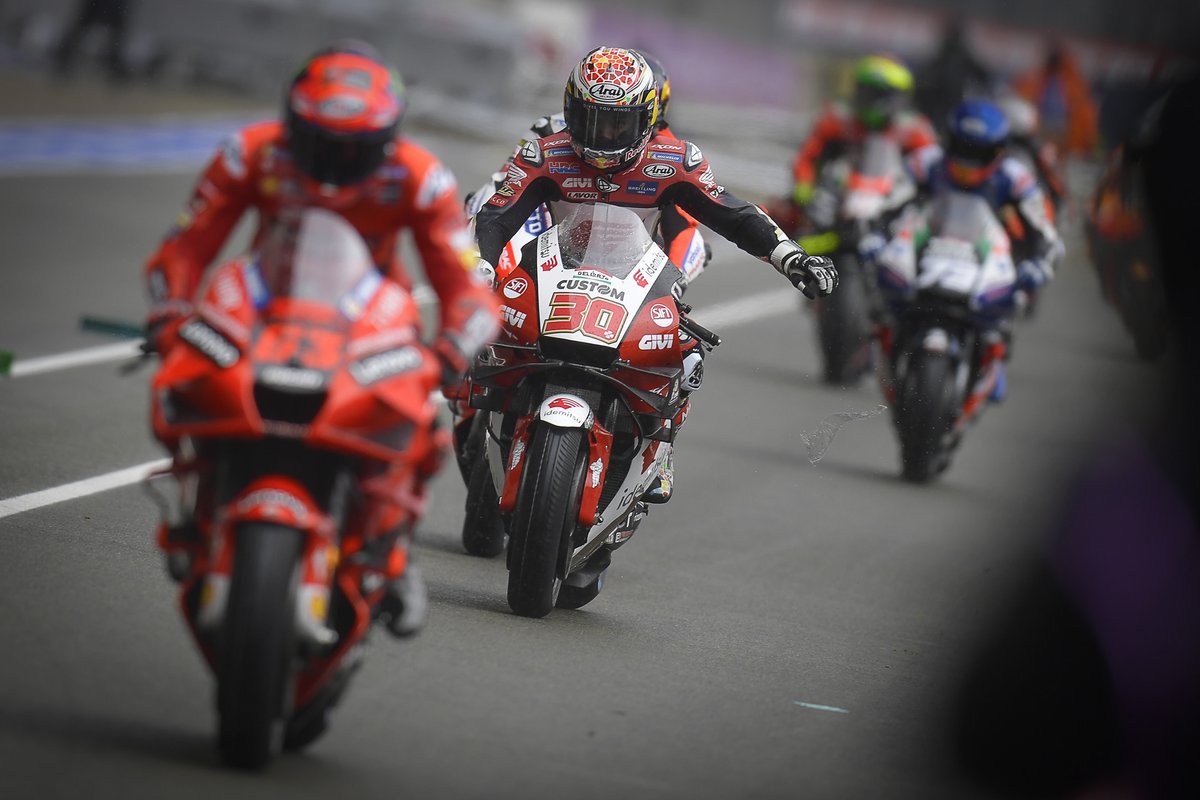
147,209 -> 444,768
460,203 -> 720,618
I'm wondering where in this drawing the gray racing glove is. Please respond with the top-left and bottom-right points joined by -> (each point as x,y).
772,242 -> 838,299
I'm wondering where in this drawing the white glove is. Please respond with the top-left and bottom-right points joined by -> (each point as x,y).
475,258 -> 496,289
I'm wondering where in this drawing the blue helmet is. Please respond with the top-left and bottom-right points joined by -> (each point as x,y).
946,99 -> 1010,187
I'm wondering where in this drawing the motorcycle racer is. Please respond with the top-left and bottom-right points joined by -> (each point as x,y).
788,55 -> 938,219
142,41 -> 500,637
888,98 -> 1065,403
473,46 -> 837,503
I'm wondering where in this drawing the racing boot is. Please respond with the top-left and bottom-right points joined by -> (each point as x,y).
380,560 -> 428,638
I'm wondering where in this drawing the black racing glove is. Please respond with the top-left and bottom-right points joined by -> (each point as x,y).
779,249 -> 838,299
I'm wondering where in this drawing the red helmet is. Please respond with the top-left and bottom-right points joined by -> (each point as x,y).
285,43 -> 405,187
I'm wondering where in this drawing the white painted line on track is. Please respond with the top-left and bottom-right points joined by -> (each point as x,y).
7,340 -> 144,377
0,288 -> 794,517
0,458 -> 171,521
793,701 -> 850,714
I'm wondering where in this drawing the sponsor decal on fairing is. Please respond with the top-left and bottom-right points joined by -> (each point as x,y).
566,191 -> 599,200
500,305 -> 527,328
503,276 -> 529,299
214,271 -> 243,311
556,278 -> 626,301
649,152 -> 683,163
562,177 -> 593,188
539,394 -> 594,428
590,458 -> 604,488
178,319 -> 239,367
596,176 -> 621,193
259,364 -> 327,391
549,164 -> 580,174
638,333 -> 674,350
649,303 -> 674,328
349,345 -> 422,385
546,146 -> 575,156
237,489 -> 310,520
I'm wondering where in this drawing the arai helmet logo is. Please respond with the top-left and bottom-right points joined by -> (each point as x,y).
591,83 -> 626,101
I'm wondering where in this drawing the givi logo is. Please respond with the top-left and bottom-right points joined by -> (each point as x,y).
638,333 -> 673,350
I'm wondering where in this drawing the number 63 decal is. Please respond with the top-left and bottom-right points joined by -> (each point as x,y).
543,292 -> 628,343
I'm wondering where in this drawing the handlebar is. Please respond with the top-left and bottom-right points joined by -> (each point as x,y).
674,301 -> 722,348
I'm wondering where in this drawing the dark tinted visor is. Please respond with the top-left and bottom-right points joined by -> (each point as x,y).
287,111 -> 394,186
949,136 -> 1005,168
564,95 -> 652,151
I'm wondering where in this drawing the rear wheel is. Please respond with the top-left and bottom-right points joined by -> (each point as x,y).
216,523 -> 302,769
461,453 -> 506,558
507,425 -> 586,618
815,255 -> 872,385
898,352 -> 958,483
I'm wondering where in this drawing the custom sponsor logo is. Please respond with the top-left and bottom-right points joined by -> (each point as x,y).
546,146 -> 575,156
649,303 -> 674,328
416,163 -> 456,208
596,176 -> 620,193
566,191 -> 599,200
591,83 -> 626,101
655,142 -> 685,152
562,176 -> 593,188
518,139 -> 543,167
237,489 -> 308,519
627,180 -> 659,196
179,320 -> 239,367
556,278 -> 626,301
500,304 -> 527,328
642,163 -> 676,179
649,151 -> 683,163
540,255 -> 559,271
506,164 -> 528,186
503,276 -> 529,298
259,364 -> 327,391
349,346 -> 422,385
318,95 -> 367,120
684,142 -> 704,171
549,164 -> 580,174
638,333 -> 674,350
590,458 -> 604,487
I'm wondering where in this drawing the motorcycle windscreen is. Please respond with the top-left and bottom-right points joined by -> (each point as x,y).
925,192 -> 1001,250
255,208 -> 382,320
556,203 -> 654,281
917,191 -> 1013,297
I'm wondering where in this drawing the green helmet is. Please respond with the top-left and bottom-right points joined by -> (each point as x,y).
852,55 -> 914,130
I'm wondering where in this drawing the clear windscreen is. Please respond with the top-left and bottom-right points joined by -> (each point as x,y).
926,191 -> 996,244
557,203 -> 656,280
256,208 -> 376,305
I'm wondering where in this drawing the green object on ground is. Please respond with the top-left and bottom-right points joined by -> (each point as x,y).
80,316 -> 146,339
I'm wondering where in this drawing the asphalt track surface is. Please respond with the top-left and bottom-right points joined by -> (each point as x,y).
0,80 -> 1157,799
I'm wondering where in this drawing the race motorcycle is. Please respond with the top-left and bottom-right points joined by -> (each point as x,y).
796,132 -> 916,384
146,209 -> 445,768
872,191 -> 1018,482
459,203 -> 720,618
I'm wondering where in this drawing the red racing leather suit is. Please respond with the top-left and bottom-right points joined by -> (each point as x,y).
476,131 -> 796,274
791,104 -> 938,197
144,120 -> 498,362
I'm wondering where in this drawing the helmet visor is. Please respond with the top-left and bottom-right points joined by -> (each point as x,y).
287,111 -> 394,186
948,136 -> 1005,168
853,84 -> 904,128
564,95 -> 653,153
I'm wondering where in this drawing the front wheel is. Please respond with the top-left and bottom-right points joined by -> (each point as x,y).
897,352 -> 959,483
461,453 -> 507,558
507,425 -> 587,618
814,255 -> 872,385
216,523 -> 303,769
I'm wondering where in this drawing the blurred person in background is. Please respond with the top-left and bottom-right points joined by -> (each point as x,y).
783,54 -> 938,232
913,16 -> 996,136
950,65 -> 1200,800
142,40 -> 500,637
53,0 -> 133,82
1012,41 -> 1099,160
900,99 -> 1064,400
473,45 -> 837,504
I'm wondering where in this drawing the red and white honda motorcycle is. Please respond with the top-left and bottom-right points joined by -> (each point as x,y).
460,203 -> 719,617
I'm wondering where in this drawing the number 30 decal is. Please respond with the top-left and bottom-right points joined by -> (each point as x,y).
543,292 -> 628,343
